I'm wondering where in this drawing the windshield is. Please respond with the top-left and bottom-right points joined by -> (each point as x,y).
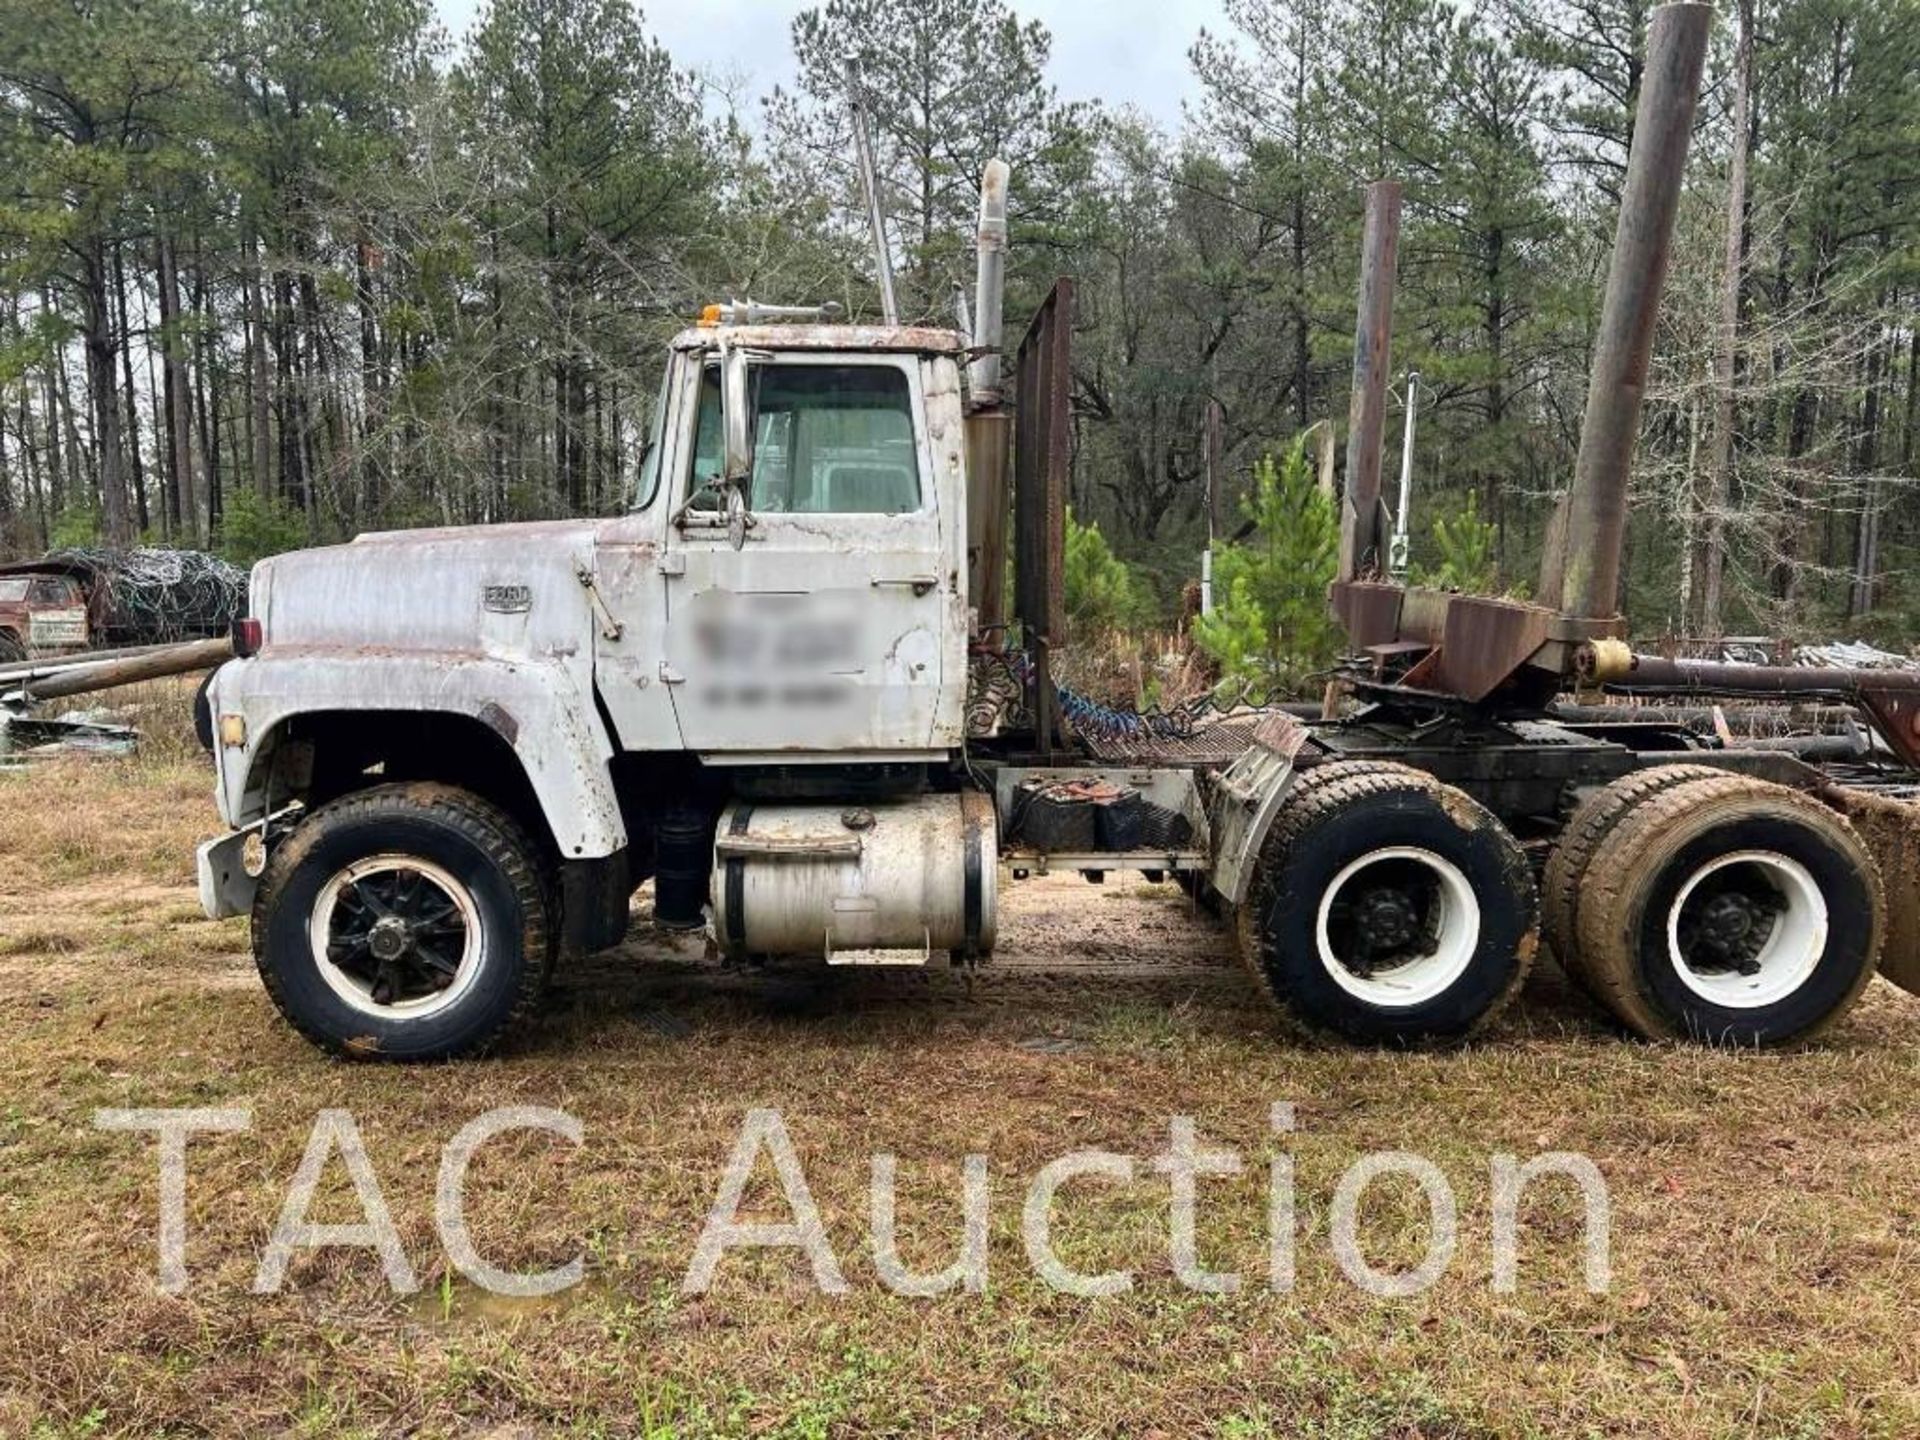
685,362 -> 921,516
0,579 -> 27,603
633,367 -> 672,510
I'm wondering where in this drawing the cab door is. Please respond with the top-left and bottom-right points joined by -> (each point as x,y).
661,352 -> 951,756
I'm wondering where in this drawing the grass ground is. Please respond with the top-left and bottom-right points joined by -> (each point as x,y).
2,719 -> 1919,1437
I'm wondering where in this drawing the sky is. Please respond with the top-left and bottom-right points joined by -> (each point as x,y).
429,0 -> 1213,133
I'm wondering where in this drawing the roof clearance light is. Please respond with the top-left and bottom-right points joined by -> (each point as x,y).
695,299 -> 848,328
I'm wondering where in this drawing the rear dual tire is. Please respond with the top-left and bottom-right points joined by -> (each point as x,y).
1549,772 -> 1883,1046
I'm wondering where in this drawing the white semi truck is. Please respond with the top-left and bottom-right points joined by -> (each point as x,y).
192,4 -> 1920,1061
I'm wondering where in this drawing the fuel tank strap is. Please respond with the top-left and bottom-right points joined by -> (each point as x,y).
722,805 -> 753,959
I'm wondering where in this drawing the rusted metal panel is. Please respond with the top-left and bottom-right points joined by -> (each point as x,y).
1429,595 -> 1555,703
1332,581 -> 1581,702
1013,278 -> 1072,642
1861,690 -> 1920,765
1330,580 -> 1405,651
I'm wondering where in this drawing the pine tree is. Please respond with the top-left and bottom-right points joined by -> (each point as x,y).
1063,509 -> 1145,638
460,0 -> 714,511
1193,439 -> 1339,696
766,0 -> 1094,322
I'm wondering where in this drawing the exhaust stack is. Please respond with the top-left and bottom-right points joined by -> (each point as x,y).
969,158 -> 1010,405
1541,2 -> 1713,619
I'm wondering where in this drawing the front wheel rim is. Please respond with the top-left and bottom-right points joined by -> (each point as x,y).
1313,846 -> 1483,1008
308,855 -> 485,1020
1666,850 -> 1828,1009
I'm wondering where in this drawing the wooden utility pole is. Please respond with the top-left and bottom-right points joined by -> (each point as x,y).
1337,180 -> 1401,584
1542,2 -> 1712,620
1204,398 -> 1226,540
1697,0 -> 1752,636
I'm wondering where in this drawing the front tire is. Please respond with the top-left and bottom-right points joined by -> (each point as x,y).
252,783 -> 551,1061
1246,763 -> 1537,1046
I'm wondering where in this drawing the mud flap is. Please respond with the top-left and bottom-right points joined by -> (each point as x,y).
1825,788 -> 1920,995
1207,712 -> 1310,907
197,830 -> 258,920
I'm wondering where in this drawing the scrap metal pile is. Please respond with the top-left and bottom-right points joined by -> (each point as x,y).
0,709 -> 138,767
48,547 -> 247,646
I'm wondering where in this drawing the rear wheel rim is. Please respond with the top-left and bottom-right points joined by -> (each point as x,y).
308,854 -> 484,1020
1666,850 -> 1827,1009
1314,846 -> 1482,1007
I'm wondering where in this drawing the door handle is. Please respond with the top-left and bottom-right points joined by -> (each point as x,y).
658,662 -> 686,686
872,576 -> 939,597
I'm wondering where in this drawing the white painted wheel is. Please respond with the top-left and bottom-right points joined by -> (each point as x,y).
1665,850 -> 1828,1010
1313,846 -> 1483,1008
308,854 -> 485,1020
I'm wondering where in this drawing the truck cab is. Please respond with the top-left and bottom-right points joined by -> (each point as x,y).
197,314 -> 1004,1061
592,322 -> 973,763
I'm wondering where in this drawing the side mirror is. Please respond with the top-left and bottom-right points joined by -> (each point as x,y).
721,342 -> 755,488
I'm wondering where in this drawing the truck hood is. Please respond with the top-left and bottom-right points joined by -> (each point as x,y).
251,518 -> 605,659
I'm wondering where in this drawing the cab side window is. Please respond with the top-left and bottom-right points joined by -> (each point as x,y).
687,364 -> 724,509
686,363 -> 920,516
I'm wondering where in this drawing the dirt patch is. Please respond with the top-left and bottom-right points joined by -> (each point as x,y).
5,762 -> 1920,1438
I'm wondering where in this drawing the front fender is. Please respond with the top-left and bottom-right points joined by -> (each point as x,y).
207,648 -> 625,858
